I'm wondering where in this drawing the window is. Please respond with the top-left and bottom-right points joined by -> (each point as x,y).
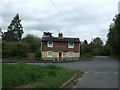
47,51 -> 53,57
68,52 -> 74,57
68,42 -> 74,48
48,42 -> 53,47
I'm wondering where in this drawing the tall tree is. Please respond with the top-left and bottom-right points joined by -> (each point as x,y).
2,14 -> 24,42
81,40 -> 92,56
83,40 -> 88,44
89,37 -> 103,55
92,37 -> 103,48
107,14 -> 120,55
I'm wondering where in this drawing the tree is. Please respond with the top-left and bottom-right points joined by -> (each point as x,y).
92,37 -> 103,48
89,37 -> 103,56
0,27 -> 2,38
83,40 -> 88,44
81,38 -> 104,56
81,40 -> 92,56
22,34 -> 41,53
93,48 -> 102,55
107,14 -> 120,55
101,45 -> 110,56
2,14 -> 24,42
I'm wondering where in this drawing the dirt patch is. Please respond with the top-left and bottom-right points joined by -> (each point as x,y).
60,72 -> 84,88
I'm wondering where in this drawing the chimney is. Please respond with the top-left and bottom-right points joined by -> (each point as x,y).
58,33 -> 63,38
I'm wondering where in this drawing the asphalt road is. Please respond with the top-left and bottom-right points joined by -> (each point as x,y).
37,56 -> 118,88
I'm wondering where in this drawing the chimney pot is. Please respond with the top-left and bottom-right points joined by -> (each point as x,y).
58,33 -> 63,38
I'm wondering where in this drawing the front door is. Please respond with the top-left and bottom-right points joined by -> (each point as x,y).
59,52 -> 62,58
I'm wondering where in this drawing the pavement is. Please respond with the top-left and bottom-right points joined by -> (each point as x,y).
36,56 -> 118,88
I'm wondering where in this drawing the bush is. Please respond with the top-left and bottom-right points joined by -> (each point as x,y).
2,41 -> 30,58
93,48 -> 102,55
35,49 -> 41,58
22,34 -> 41,53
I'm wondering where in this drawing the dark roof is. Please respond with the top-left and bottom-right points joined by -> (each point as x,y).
42,37 -> 80,43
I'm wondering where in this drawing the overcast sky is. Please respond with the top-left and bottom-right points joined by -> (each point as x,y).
0,0 -> 119,44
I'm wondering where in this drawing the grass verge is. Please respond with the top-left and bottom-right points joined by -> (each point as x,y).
83,56 -> 95,61
110,55 -> 120,60
2,64 -> 79,88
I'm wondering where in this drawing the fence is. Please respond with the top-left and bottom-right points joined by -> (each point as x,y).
2,57 -> 81,63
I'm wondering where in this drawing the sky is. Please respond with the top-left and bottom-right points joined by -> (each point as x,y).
0,0 -> 119,44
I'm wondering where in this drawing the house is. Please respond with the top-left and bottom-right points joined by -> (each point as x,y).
41,32 -> 80,60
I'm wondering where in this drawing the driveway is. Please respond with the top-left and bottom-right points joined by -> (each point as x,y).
38,56 -> 118,88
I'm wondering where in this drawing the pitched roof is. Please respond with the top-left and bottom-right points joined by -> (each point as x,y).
42,37 -> 80,43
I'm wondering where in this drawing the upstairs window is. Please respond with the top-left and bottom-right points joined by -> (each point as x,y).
68,52 -> 74,57
68,42 -> 74,48
48,41 -> 53,47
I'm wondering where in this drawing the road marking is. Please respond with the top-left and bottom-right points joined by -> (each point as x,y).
93,72 -> 118,75
84,72 -> 88,74
93,72 -> 100,74
102,72 -> 110,74
113,72 -> 118,75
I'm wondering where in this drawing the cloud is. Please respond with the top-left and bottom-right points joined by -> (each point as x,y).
1,0 -> 119,44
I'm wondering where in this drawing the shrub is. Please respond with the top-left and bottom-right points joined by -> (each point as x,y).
93,48 -> 102,55
35,49 -> 41,58
2,41 -> 30,58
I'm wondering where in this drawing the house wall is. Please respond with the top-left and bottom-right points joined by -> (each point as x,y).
42,51 -> 58,58
42,41 -> 80,53
41,51 -> 80,58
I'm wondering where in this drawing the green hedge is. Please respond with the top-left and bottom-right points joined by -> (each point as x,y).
2,41 -> 30,58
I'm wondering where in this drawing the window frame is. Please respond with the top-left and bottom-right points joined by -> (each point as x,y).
47,51 -> 53,57
68,52 -> 74,57
47,41 -> 53,47
68,42 -> 74,48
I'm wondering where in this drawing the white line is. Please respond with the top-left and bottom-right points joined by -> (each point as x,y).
113,72 -> 118,75
93,72 -> 100,74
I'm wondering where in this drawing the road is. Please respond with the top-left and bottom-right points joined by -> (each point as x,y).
38,56 -> 118,88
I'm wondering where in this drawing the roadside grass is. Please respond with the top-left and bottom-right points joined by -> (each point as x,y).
2,64 -> 79,88
83,56 -> 95,61
110,55 -> 120,60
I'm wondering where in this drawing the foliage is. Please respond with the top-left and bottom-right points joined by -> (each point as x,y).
101,45 -> 110,56
93,48 -> 102,55
2,41 -> 30,58
107,14 -> 120,55
22,34 -> 41,53
35,49 -> 41,58
2,64 -> 79,88
110,55 -> 120,60
2,14 -> 24,42
81,43 -> 91,56
81,37 -> 108,56
81,38 -> 103,56
91,37 -> 103,48
83,40 -> 88,44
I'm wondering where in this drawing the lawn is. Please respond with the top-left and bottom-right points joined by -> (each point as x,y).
2,64 -> 79,88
